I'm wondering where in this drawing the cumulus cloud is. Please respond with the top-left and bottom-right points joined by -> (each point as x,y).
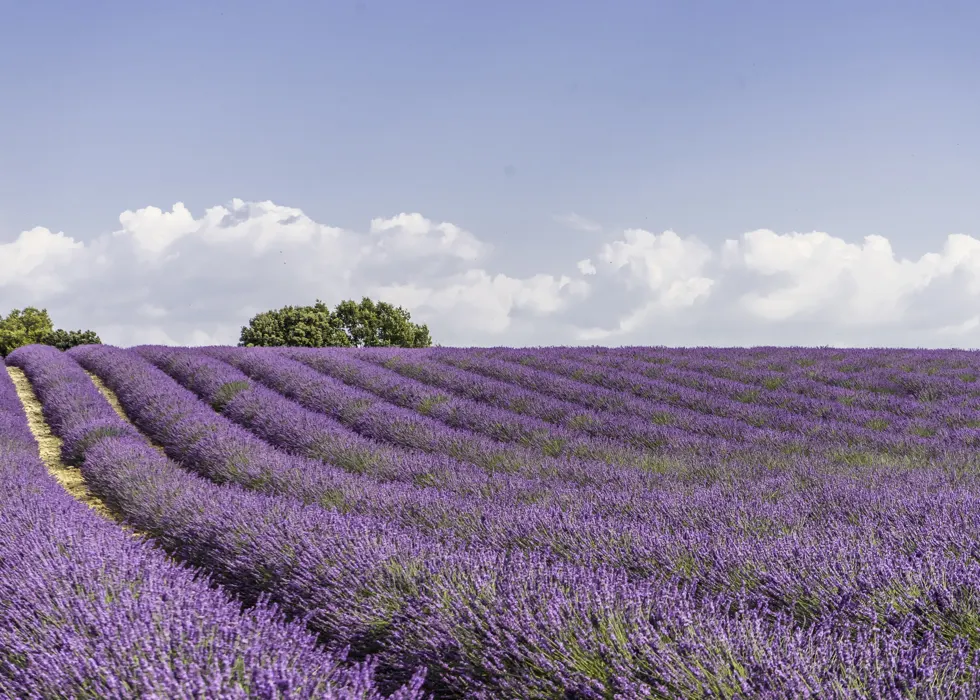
724,230 -> 940,324
573,229 -> 716,341
368,212 -> 487,262
374,271 -> 588,336
2,198 -> 980,348
0,226 -> 83,295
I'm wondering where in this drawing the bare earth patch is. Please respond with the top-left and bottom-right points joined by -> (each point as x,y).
6,365 -> 123,523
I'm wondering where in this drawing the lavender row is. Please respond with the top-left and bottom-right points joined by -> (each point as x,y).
601,345 -> 980,375
204,346 -> 672,490
616,350 -> 948,417
11,344 -> 442,695
130,344 -> 670,499
421,348 -> 937,461
481,348 -> 964,454
74,345 -> 980,606
85,344 -> 710,565
283,346 -> 737,454
597,348 -> 980,437
0,351 -> 416,699
490,347 -> 929,440
25,351 -> 980,696
89,345 -> 980,658
572,347 -> 980,429
344,346 -> 790,448
82,343 -> 497,495
588,348 -> 937,417
102,345 -> 954,594
15,345 -> 815,695
596,346 -> 980,406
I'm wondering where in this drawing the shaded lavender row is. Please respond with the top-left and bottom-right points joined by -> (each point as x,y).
204,346 -> 670,490
28,351 -> 980,696
0,351 -> 415,699
481,348 -> 964,454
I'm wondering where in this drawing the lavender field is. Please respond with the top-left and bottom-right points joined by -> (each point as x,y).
6,343 -> 980,698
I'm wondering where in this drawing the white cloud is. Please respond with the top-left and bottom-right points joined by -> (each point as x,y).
368,212 -> 487,261
4,198 -> 980,347
596,229 -> 714,297
574,228 -> 715,340
115,202 -> 198,262
0,226 -> 83,295
373,271 -> 589,336
724,229 -> 969,324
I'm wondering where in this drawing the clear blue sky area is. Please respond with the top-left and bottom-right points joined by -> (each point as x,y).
2,0 -> 978,271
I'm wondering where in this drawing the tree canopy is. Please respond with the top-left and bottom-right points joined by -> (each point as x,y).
0,308 -> 102,357
239,297 -> 432,348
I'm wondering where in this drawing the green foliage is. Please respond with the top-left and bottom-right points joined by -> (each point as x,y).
238,300 -> 348,348
0,307 -> 54,356
239,297 -> 432,348
333,297 -> 431,348
0,307 -> 101,356
42,328 -> 102,351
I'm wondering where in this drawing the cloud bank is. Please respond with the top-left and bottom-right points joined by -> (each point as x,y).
1,197 -> 978,348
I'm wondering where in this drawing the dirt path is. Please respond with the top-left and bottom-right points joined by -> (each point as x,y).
6,365 -> 123,523
84,370 -> 168,456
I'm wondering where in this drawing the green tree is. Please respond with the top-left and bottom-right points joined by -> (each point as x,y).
0,307 -> 55,356
239,300 -> 350,348
238,297 -> 432,348
332,297 -> 431,348
0,308 -> 101,356
42,328 -> 103,351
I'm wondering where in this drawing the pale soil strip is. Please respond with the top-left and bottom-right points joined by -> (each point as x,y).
6,365 -> 125,524
84,370 -> 168,457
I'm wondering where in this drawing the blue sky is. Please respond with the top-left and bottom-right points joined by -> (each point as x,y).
2,1 -> 979,347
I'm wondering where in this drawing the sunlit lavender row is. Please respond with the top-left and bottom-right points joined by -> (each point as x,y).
0,348 -> 425,699
9,341 -> 980,697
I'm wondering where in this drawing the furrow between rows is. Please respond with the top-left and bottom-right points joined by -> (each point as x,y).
84,369 -> 169,457
5,365 -> 119,523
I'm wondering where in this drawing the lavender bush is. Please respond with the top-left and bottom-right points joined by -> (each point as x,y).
0,351 -> 424,699
11,341 -> 980,697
